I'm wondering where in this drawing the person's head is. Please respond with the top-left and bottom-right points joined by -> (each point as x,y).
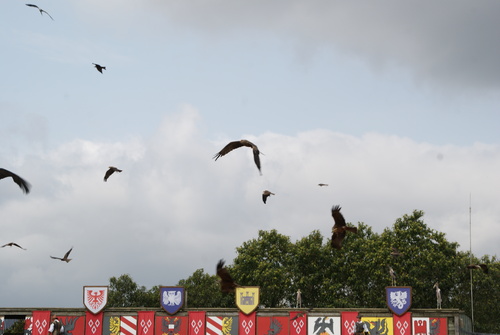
357,315 -> 362,321
52,315 -> 58,321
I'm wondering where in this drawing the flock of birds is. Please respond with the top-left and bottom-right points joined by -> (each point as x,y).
4,4 -> 491,305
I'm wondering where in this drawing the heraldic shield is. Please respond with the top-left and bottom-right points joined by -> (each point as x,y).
386,286 -> 412,316
236,286 -> 260,315
83,286 -> 109,314
160,286 -> 185,315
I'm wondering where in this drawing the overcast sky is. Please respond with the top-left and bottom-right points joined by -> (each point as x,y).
1,0 -> 499,308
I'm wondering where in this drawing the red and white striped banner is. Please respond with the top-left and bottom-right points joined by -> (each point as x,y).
206,317 -> 223,335
121,316 -> 137,335
86,311 -> 104,335
137,312 -> 154,335
188,312 -> 206,335
32,311 -> 50,335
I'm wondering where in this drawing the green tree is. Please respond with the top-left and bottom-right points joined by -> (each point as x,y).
108,274 -> 158,307
176,268 -> 233,307
232,229 -> 294,307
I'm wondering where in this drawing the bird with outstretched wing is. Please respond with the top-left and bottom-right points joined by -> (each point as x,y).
25,4 -> 54,20
0,168 -> 31,194
104,166 -> 122,182
330,205 -> 357,250
50,247 -> 73,263
1,242 -> 27,250
213,139 -> 262,175
216,259 -> 239,293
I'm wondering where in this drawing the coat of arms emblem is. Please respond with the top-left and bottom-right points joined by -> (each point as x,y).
386,286 -> 412,316
160,286 -> 185,315
83,286 -> 109,314
235,286 -> 260,315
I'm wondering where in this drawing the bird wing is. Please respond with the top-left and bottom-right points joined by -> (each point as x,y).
0,168 -> 30,194
252,146 -> 262,174
104,168 -> 114,181
25,4 -> 39,9
64,247 -> 73,259
331,205 -> 346,227
262,193 -> 268,204
216,259 -> 236,292
50,256 -> 62,260
213,141 -> 244,160
479,264 -> 489,274
41,9 -> 54,20
13,243 -> 26,250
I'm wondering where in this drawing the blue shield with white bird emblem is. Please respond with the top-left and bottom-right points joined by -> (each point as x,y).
386,286 -> 412,316
160,286 -> 185,315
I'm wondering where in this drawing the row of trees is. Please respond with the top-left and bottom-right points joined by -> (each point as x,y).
107,210 -> 499,333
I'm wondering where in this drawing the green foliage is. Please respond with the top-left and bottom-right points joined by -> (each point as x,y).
176,268 -> 233,307
108,210 -> 499,333
232,230 -> 294,307
107,274 -> 158,307
4,319 -> 25,334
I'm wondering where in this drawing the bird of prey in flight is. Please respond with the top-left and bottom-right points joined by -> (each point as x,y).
318,183 -> 329,187
330,205 -> 357,250
104,166 -> 122,182
1,242 -> 27,250
262,190 -> 275,204
467,263 -> 488,274
0,168 -> 31,194
216,259 -> 239,293
25,4 -> 54,20
213,139 -> 262,175
50,247 -> 73,262
390,247 -> 403,258
92,63 -> 106,73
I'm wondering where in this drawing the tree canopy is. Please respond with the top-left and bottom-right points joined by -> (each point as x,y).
106,210 -> 499,333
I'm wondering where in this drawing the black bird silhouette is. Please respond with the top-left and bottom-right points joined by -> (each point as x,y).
213,139 -> 262,175
262,190 -> 275,204
92,63 -> 106,73
104,166 -> 122,182
0,168 -> 31,194
1,242 -> 27,250
50,247 -> 73,262
318,183 -> 329,187
26,4 -> 54,20
467,264 -> 488,274
216,259 -> 239,293
330,205 -> 358,250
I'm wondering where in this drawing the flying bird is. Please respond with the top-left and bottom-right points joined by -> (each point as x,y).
25,4 -> 54,20
330,205 -> 358,250
390,247 -> 403,258
213,139 -> 262,175
467,264 -> 488,274
0,168 -> 31,194
262,190 -> 275,204
1,242 -> 27,250
104,166 -> 122,182
216,259 -> 239,293
318,183 -> 329,187
50,247 -> 73,262
92,63 -> 106,73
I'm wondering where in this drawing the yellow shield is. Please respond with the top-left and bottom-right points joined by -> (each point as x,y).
235,286 -> 260,315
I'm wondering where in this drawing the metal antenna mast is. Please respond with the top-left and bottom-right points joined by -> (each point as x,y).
469,193 -> 474,332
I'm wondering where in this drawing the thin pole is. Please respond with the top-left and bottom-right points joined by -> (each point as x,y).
469,194 -> 474,332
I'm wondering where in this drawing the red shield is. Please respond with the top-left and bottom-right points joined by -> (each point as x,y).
84,286 -> 109,314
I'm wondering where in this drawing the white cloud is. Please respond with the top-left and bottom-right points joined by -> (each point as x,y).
1,106 -> 499,307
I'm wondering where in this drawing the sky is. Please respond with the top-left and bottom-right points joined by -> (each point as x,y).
1,0 -> 500,308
